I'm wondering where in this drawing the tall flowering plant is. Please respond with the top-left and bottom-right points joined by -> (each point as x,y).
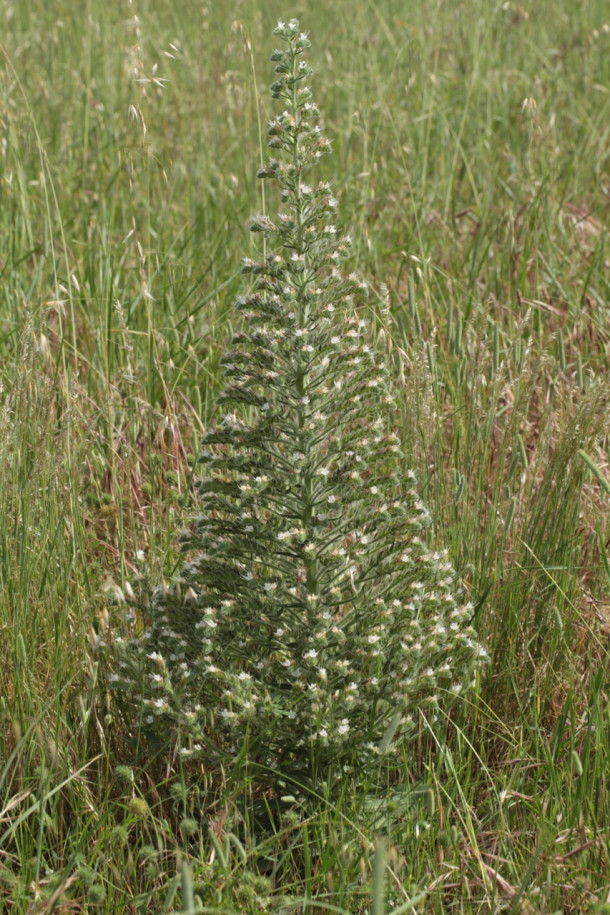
109,19 -> 486,784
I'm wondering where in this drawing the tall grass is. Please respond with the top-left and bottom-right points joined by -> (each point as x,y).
0,0 -> 608,910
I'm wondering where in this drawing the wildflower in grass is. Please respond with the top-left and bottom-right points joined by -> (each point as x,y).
108,18 -> 485,786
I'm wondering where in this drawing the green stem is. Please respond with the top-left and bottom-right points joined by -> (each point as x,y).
288,38 -> 317,596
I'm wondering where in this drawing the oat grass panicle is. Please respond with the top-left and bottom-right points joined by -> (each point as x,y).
109,18 -> 487,785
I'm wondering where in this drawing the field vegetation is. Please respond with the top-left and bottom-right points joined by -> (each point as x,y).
0,0 -> 609,911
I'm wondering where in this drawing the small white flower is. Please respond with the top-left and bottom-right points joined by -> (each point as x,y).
304,649 -> 318,659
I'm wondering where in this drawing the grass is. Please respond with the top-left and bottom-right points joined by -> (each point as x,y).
0,0 -> 608,910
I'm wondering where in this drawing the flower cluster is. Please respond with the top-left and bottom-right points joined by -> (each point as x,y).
109,18 -> 486,784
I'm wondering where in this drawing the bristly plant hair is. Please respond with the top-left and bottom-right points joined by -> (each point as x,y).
107,18 -> 487,788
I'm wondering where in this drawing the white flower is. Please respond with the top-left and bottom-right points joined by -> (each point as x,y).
304,649 -> 318,659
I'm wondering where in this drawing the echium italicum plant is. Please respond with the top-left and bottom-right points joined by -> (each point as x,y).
109,19 -> 487,785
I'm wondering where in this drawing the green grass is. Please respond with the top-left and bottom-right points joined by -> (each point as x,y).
0,0 -> 609,910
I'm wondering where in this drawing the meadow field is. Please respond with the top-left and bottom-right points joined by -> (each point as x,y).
0,0 -> 609,911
